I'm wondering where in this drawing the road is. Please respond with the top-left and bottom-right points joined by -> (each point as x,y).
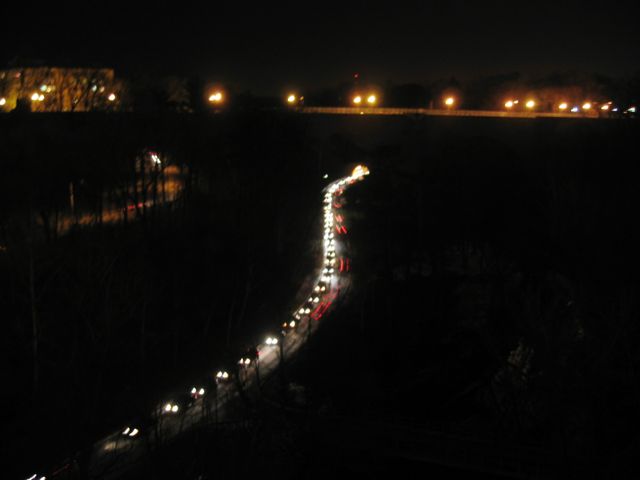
23,166 -> 370,480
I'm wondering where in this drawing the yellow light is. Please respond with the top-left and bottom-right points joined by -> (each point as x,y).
0,97 -> 5,106
525,100 -> 535,109
444,96 -> 455,107
367,94 -> 376,105
504,100 -> 514,108
38,94 -> 45,101
601,104 -> 609,111
558,102 -> 568,110
353,95 -> 362,105
108,93 -> 116,102
582,102 -> 592,110
352,165 -> 370,177
31,93 -> 39,101
209,92 -> 223,103
287,94 -> 296,104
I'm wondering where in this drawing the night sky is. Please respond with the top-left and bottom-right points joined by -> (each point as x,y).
2,1 -> 639,94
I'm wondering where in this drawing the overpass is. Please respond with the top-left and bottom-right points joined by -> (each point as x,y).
298,106 -> 605,120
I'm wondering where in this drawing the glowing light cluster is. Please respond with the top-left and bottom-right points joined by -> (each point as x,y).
122,427 -> 139,437
208,91 -> 223,103
352,93 -> 377,106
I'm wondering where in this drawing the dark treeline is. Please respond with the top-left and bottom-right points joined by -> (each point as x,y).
0,111 -> 350,477
287,116 -> 640,478
302,71 -> 640,110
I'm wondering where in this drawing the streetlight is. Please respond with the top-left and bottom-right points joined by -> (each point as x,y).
366,94 -> 377,105
582,102 -> 592,110
504,100 -> 514,109
31,92 -> 40,101
0,97 -> 5,106
208,91 -> 223,104
558,102 -> 568,111
444,96 -> 455,108
352,95 -> 362,105
108,93 -> 116,102
525,99 -> 536,109
600,104 -> 610,111
286,93 -> 297,105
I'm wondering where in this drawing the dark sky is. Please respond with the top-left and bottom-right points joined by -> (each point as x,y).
2,1 -> 639,94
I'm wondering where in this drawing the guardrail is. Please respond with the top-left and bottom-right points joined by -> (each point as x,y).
298,106 -> 604,119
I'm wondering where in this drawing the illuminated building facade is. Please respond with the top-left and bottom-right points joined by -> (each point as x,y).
0,66 -> 123,112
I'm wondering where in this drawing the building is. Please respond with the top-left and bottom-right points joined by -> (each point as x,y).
0,64 -> 123,112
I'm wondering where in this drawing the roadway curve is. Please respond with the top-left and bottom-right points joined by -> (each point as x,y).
25,166 -> 370,480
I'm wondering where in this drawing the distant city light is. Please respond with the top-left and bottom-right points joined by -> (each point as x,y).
571,106 -> 580,112
444,96 -> 455,107
601,104 -> 610,111
558,102 -> 568,110
31,92 -> 40,101
38,94 -> 44,101
367,94 -> 377,105
582,102 -> 592,110
504,100 -> 514,108
525,100 -> 536,109
287,94 -> 297,104
108,93 -> 116,102
208,91 -> 223,103
352,95 -> 362,105
40,85 -> 47,92
0,97 -> 6,106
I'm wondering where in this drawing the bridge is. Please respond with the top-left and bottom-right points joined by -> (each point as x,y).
298,106 -> 604,119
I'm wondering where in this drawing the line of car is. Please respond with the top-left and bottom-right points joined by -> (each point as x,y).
24,165 -> 369,480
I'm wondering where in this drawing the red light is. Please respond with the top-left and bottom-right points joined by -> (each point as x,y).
341,225 -> 347,234
339,258 -> 344,272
